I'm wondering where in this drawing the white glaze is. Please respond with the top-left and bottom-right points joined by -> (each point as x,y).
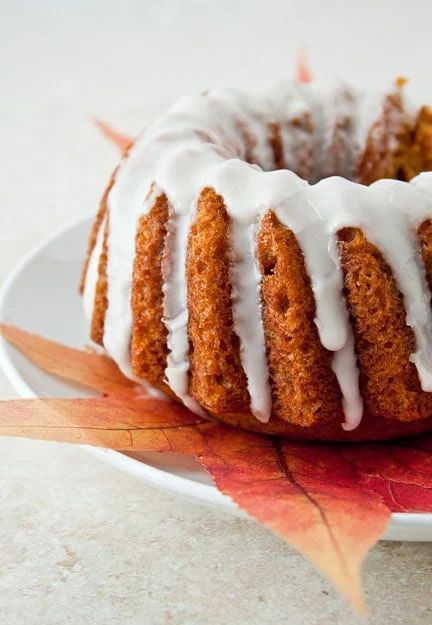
85,78 -> 431,431
162,204 -> 205,416
83,216 -> 105,329
333,328 -> 363,432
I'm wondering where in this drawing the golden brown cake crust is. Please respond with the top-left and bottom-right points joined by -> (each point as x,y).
187,187 -> 250,414
268,123 -> 285,169
401,106 -> 432,180
90,216 -> 109,346
338,227 -> 432,421
357,92 -> 413,184
131,193 -> 169,385
257,210 -> 343,427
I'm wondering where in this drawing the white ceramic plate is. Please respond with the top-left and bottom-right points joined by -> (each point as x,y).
0,218 -> 431,541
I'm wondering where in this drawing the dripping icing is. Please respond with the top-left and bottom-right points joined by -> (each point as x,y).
83,216 -> 105,330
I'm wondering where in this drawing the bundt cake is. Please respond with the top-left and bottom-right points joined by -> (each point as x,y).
81,77 -> 432,441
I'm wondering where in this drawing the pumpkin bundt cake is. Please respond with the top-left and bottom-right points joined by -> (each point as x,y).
81,78 -> 432,441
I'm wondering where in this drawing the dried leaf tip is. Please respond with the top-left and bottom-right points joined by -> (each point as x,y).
92,118 -> 133,154
0,323 -> 135,395
296,49 -> 313,83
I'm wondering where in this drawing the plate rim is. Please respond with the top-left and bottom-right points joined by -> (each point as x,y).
0,215 -> 431,534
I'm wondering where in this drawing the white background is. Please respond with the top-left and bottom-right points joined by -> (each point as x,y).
1,1 -> 432,623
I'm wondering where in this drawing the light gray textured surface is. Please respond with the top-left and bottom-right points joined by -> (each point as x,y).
1,1 -> 432,623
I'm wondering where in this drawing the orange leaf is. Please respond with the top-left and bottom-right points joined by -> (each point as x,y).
296,49 -> 313,83
0,391 -> 386,613
2,326 -> 428,613
0,396 -> 205,448
0,324 -> 135,395
339,438 -> 432,512
194,430 -> 387,615
92,118 -> 132,153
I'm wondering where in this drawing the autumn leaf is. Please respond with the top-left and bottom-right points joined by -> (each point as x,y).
92,118 -> 132,153
1,324 -> 431,614
194,429 -> 389,615
0,395 -> 387,613
0,396 -> 205,448
339,439 -> 432,513
0,324 -> 135,395
296,49 -> 313,83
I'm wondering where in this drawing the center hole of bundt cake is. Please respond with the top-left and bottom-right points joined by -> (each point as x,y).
248,102 -> 432,185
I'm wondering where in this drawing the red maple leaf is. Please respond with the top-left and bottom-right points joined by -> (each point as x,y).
1,324 -> 431,614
